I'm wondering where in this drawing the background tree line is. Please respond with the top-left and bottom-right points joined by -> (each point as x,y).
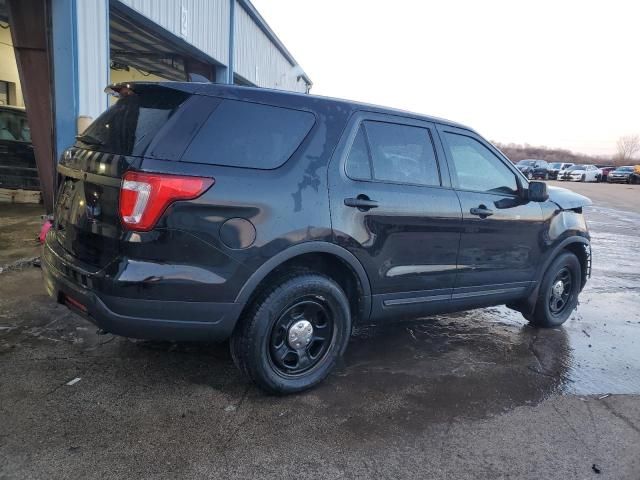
493,135 -> 640,166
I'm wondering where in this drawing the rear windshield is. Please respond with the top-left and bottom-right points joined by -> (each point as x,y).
76,89 -> 189,156
181,99 -> 315,169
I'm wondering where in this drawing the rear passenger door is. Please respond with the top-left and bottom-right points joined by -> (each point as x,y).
329,112 -> 463,318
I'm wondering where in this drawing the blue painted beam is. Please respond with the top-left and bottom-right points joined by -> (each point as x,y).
51,0 -> 78,160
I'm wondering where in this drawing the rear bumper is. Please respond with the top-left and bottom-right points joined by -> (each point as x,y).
42,241 -> 243,342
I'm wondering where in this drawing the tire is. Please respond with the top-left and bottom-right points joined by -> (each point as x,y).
544,173 -> 549,180
529,252 -> 582,328
230,271 -> 351,394
580,174 -> 586,182
527,171 -> 533,180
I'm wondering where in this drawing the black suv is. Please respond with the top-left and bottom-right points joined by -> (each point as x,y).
42,83 -> 592,394
515,159 -> 549,180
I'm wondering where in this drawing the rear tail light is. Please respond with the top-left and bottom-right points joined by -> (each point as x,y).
119,171 -> 213,231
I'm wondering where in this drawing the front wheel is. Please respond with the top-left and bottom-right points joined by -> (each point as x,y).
581,174 -> 586,182
527,171 -> 533,180
230,271 -> 352,394
529,252 -> 582,328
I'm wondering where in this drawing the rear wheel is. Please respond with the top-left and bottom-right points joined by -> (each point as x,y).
230,271 -> 351,394
529,252 -> 581,328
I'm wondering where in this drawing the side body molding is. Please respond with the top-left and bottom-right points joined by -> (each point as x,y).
234,241 -> 373,320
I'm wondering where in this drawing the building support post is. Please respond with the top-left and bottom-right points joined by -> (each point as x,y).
7,0 -> 57,213
227,0 -> 235,84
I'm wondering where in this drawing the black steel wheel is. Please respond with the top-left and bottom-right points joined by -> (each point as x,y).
548,267 -> 572,315
268,298 -> 334,376
230,271 -> 351,394
529,251 -> 582,328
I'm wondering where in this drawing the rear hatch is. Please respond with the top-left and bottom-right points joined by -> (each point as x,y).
52,85 -> 192,268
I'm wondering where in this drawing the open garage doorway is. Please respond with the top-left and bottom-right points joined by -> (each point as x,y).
0,2 -> 41,203
109,2 -> 224,87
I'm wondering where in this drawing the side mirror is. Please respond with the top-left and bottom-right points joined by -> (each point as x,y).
527,181 -> 549,202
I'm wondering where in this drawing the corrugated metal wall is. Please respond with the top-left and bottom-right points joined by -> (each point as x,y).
75,0 -> 310,121
118,0 -> 230,66
76,0 -> 110,121
234,2 -> 307,93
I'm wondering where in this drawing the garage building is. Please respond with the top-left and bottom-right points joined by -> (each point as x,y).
0,0 -> 311,212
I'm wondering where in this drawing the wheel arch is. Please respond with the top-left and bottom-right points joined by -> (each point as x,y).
511,236 -> 590,317
235,242 -> 372,322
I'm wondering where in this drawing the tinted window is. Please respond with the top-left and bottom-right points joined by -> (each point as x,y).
0,110 -> 29,142
345,127 -> 372,180
363,121 -> 440,186
183,99 -> 315,169
78,89 -> 190,156
444,133 -> 518,194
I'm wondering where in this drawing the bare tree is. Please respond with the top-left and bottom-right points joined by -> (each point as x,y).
615,135 -> 640,164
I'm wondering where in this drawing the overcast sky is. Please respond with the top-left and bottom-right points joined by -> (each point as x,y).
252,0 -> 638,156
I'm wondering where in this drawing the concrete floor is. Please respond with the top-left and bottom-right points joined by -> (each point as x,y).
1,184 -> 640,479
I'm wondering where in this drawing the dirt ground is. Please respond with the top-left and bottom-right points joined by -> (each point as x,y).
1,183 -> 640,479
0,203 -> 44,270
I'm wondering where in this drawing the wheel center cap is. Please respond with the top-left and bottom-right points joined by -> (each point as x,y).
288,320 -> 313,349
552,280 -> 564,297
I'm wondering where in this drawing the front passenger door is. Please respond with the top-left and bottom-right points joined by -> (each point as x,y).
438,126 -> 545,300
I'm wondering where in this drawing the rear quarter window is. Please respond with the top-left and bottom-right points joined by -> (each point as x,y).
77,89 -> 190,156
181,99 -> 315,169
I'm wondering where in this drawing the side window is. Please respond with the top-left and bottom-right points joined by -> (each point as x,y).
444,132 -> 518,195
0,111 -> 18,141
19,118 -> 31,142
182,99 -> 315,169
365,121 -> 440,186
345,127 -> 372,180
346,120 -> 441,186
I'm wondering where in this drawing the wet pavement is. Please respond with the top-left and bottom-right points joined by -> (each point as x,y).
1,184 -> 640,479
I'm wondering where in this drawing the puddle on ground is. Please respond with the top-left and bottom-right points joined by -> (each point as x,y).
296,203 -> 640,428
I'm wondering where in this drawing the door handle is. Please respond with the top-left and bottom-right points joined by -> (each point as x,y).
344,195 -> 378,211
470,205 -> 494,218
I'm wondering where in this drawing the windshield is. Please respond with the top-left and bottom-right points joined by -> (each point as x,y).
568,165 -> 587,171
615,166 -> 634,172
549,163 -> 562,169
517,160 -> 536,166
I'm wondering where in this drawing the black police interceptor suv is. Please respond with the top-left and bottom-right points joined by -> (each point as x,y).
43,83 -> 592,394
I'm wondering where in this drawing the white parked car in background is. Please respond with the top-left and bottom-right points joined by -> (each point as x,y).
548,162 -> 574,180
560,164 -> 600,182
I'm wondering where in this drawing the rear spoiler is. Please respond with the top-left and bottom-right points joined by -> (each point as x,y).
104,81 -> 213,98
